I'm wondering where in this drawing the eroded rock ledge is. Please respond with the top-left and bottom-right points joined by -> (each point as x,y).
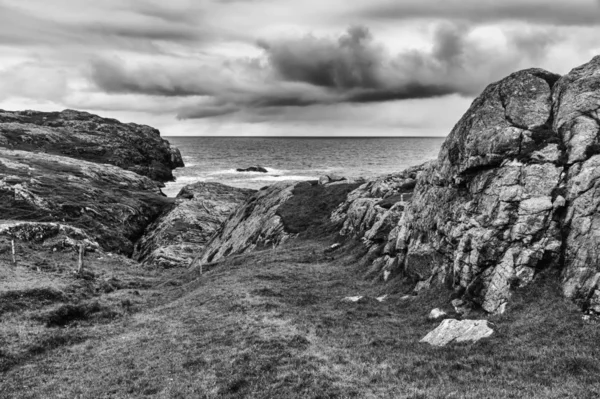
334,56 -> 600,314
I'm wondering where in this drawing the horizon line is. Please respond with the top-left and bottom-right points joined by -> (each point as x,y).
162,135 -> 448,138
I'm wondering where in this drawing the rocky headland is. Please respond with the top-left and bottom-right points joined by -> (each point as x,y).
0,109 -> 184,182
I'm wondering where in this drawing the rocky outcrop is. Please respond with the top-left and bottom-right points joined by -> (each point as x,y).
554,57 -> 600,311
0,221 -> 100,253
335,56 -> 600,314
199,182 -> 296,264
198,181 -> 361,265
0,109 -> 183,182
0,148 -> 170,255
330,165 -> 425,280
134,183 -> 254,268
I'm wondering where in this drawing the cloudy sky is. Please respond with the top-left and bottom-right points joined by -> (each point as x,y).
0,0 -> 599,136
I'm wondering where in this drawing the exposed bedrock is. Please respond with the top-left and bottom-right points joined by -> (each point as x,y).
133,183 -> 255,268
198,181 -> 361,265
0,148 -> 170,255
336,56 -> 600,314
0,109 -> 183,182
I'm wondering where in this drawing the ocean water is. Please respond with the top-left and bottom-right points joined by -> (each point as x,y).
162,137 -> 446,197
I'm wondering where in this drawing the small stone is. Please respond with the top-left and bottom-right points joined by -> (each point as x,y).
341,296 -> 363,303
376,295 -> 388,302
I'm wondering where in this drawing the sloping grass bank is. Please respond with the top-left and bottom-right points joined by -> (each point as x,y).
2,239 -> 600,398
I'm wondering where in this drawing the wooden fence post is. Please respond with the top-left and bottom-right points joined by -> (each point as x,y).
11,240 -> 17,267
77,243 -> 85,275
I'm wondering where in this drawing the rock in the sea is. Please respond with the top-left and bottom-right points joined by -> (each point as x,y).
0,148 -> 169,255
420,319 -> 494,346
134,183 -> 255,268
0,109 -> 183,182
236,166 -> 268,173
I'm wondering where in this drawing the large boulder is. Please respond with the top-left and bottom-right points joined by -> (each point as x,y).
395,68 -> 564,313
334,56 -> 600,314
0,109 -> 183,182
134,183 -> 255,268
0,148 -> 170,255
553,56 -> 600,309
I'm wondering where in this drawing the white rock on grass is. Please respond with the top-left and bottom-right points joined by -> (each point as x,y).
341,296 -> 363,303
427,308 -> 447,320
420,319 -> 494,347
376,295 -> 388,302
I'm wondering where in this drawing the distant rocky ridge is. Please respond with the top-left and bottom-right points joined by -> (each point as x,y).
332,56 -> 600,314
0,109 -> 183,182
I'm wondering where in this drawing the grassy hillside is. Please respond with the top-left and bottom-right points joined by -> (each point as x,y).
2,238 -> 600,398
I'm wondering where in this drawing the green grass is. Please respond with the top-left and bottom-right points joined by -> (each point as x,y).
2,238 -> 600,398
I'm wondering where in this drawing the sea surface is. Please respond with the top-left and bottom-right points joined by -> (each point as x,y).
162,137 -> 445,197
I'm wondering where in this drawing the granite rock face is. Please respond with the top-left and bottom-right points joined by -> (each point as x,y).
0,109 -> 183,182
330,164 -> 425,281
0,148 -> 170,255
335,57 -> 600,314
134,183 -> 255,268
553,57 -> 600,310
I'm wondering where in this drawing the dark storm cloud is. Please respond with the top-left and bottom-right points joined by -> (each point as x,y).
89,23 -> 558,119
355,0 -> 600,26
90,59 -> 215,97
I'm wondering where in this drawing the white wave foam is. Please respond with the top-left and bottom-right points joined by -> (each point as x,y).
174,176 -> 204,184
